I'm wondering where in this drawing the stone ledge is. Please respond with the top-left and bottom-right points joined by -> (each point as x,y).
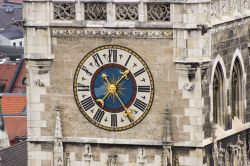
28,136 -> 165,146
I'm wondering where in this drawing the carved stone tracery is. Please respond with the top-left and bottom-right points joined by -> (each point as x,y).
54,3 -> 75,20
147,3 -> 170,21
116,4 -> 138,20
84,3 -> 107,21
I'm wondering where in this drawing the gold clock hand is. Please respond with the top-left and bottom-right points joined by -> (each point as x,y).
96,92 -> 110,108
115,69 -> 130,86
114,92 -> 134,122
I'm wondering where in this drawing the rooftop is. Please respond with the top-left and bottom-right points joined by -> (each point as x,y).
0,30 -> 23,40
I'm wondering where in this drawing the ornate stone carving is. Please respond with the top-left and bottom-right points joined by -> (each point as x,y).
211,1 -> 219,19
147,4 -> 170,21
84,3 -> 107,21
51,28 -> 173,39
116,4 -> 138,20
54,3 -> 75,20
221,0 -> 228,16
183,82 -> 194,91
211,19 -> 248,34
34,79 -> 45,87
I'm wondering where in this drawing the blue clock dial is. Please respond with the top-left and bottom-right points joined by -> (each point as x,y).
91,64 -> 137,113
73,45 -> 154,131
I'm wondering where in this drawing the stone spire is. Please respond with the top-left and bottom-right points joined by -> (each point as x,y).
53,105 -> 64,166
162,106 -> 172,166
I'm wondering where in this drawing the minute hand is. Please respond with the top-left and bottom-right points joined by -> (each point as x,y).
114,92 -> 134,122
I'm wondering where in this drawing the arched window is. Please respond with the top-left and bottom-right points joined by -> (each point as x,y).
213,64 -> 225,127
231,58 -> 243,121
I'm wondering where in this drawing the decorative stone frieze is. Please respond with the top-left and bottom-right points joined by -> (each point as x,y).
211,19 -> 249,34
147,3 -> 170,21
84,3 -> 107,21
116,4 -> 138,20
51,28 -> 173,39
54,3 -> 75,20
211,0 -> 250,24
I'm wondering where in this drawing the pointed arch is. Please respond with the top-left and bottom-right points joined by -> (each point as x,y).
230,49 -> 246,123
210,55 -> 227,128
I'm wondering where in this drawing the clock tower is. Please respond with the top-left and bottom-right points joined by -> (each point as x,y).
25,0 -> 250,166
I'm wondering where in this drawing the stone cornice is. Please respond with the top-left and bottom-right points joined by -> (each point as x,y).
51,28 -> 173,39
28,136 -> 164,146
211,17 -> 250,34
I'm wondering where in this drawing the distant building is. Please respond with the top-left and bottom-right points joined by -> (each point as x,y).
0,30 -> 23,47
0,93 -> 26,145
0,141 -> 27,166
0,2 -> 23,47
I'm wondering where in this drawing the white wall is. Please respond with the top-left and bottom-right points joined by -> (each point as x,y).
0,35 -> 10,46
10,38 -> 24,47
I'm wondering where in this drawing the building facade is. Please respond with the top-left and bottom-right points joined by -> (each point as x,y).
25,0 -> 250,165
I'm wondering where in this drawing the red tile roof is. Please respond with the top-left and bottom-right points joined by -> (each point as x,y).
0,61 -> 26,93
1,95 -> 26,114
1,94 -> 27,145
11,61 -> 26,93
3,117 -> 27,144
0,64 -> 16,92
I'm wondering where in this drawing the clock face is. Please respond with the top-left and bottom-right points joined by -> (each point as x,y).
73,45 -> 154,131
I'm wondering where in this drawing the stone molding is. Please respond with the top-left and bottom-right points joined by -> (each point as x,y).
51,28 -> 173,39
28,136 -> 164,146
211,18 -> 250,34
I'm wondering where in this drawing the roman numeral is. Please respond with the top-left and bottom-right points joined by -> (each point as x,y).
93,109 -> 105,123
77,83 -> 90,91
93,53 -> 103,67
108,49 -> 117,63
80,97 -> 95,111
133,98 -> 147,112
134,68 -> 145,77
111,114 -> 117,127
125,54 -> 131,66
138,86 -> 150,92
82,66 -> 93,76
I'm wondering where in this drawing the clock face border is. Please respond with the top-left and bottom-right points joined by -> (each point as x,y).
73,45 -> 154,131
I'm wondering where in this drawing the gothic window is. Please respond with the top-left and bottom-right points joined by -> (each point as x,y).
231,58 -> 243,121
213,64 -> 225,127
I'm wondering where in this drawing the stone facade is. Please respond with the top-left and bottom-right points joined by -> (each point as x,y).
25,0 -> 250,166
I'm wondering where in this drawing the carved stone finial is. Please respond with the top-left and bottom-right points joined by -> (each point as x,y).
83,144 -> 93,162
107,154 -> 117,166
65,152 -> 70,166
137,148 -> 147,164
53,105 -> 64,166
